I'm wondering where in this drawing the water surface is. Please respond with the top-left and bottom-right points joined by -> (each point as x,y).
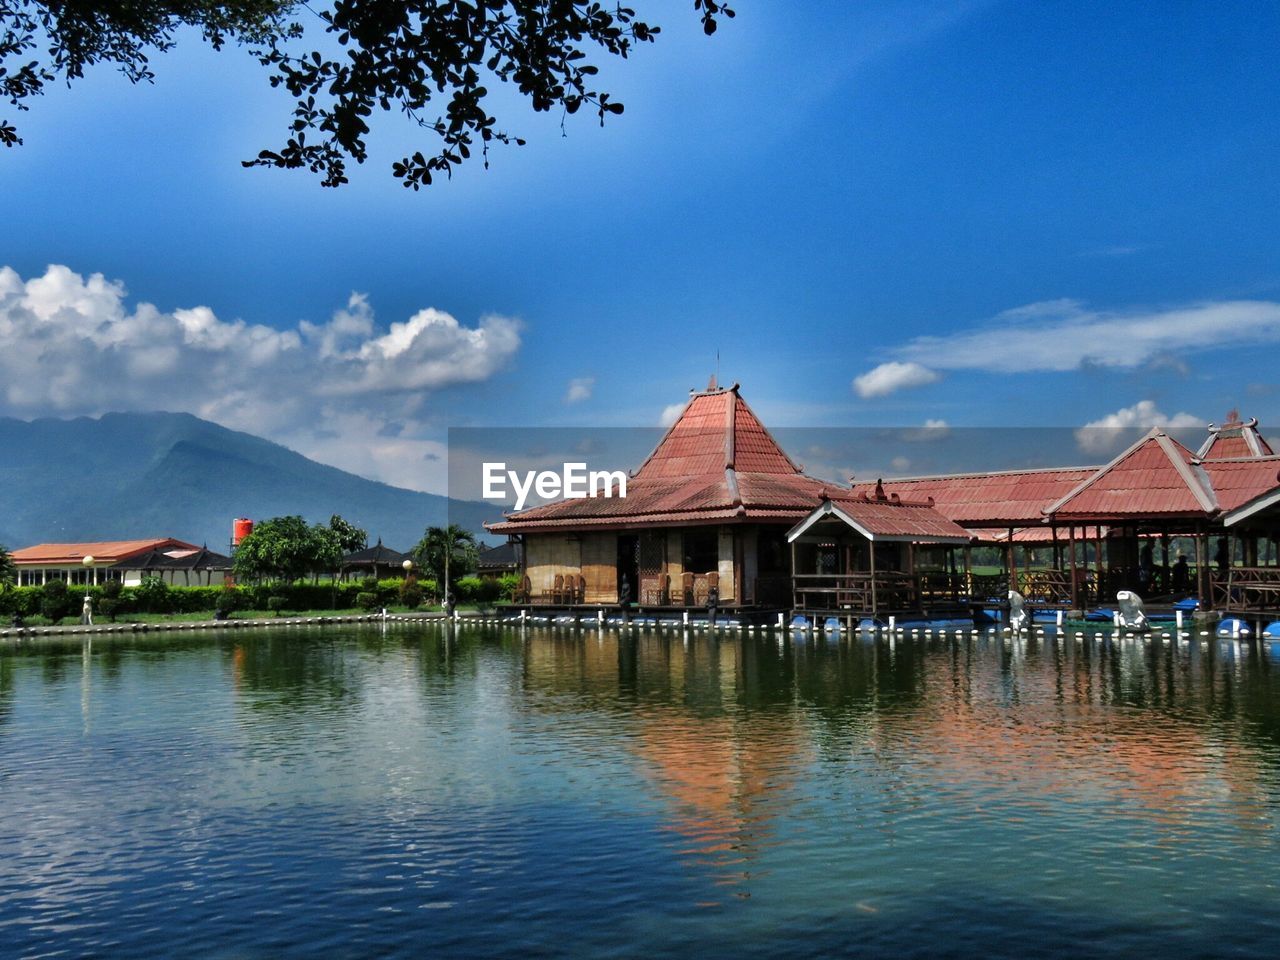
3,624 -> 1280,958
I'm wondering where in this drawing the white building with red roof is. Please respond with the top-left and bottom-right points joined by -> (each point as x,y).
11,538 -> 207,587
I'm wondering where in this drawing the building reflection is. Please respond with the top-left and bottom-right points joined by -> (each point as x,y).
519,627 -> 1280,893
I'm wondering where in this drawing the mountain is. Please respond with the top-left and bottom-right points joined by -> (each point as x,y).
0,412 -> 499,551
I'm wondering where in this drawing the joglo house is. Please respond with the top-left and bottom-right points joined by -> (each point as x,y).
486,383 -> 1280,622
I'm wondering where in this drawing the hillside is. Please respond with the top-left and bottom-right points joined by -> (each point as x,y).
0,412 -> 498,551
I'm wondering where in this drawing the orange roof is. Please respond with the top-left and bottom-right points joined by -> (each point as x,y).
1046,430 -> 1216,519
633,384 -> 801,480
790,492 -> 973,543
11,538 -> 198,565
1198,412 -> 1274,460
851,466 -> 1097,528
1202,457 -> 1280,512
490,384 -> 833,532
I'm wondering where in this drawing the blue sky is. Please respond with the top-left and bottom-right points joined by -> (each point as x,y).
2,0 -> 1278,493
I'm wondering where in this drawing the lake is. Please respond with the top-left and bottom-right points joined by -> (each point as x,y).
3,623 -> 1280,958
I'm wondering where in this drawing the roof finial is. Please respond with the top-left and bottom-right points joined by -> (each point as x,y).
708,372 -> 717,391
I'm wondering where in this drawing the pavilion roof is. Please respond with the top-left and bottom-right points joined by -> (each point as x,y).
113,545 -> 232,571
1045,429 -> 1216,519
1201,457 -> 1280,513
850,466 -> 1097,528
488,383 -> 835,532
341,539 -> 410,565
788,491 -> 973,544
1197,411 -> 1274,460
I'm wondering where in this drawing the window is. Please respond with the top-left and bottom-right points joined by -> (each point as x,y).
682,529 -> 719,574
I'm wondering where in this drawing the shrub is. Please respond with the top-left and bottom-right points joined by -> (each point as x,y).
355,591 -> 379,612
498,573 -> 521,601
135,576 -> 171,613
102,579 -> 123,600
215,588 -> 240,617
266,596 -> 288,616
98,598 -> 119,622
40,579 -> 71,622
454,576 -> 503,605
399,575 -> 423,609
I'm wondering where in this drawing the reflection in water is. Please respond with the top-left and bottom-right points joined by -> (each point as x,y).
1,625 -> 1280,958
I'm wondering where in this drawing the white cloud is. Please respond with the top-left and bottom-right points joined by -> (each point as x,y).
1074,400 -> 1202,454
893,298 -> 1280,373
0,264 -> 522,493
890,456 -> 912,472
659,402 -> 686,427
852,361 -> 941,398
565,376 -> 595,404
904,418 -> 950,441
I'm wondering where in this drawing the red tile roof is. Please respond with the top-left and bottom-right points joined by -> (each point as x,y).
489,385 -> 833,533
1197,413 -> 1274,460
1046,430 -> 1216,519
794,493 -> 972,542
11,538 -> 199,565
850,467 -> 1097,527
1201,457 -> 1280,512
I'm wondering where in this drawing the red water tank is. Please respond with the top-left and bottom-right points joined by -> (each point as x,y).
233,518 -> 254,546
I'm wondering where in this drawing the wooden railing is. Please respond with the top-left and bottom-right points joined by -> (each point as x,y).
1018,569 -> 1073,605
1212,567 -> 1280,615
793,572 -> 918,615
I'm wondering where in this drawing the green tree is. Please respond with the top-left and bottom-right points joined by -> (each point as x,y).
0,543 -> 14,587
233,514 -> 340,582
413,524 -> 479,600
2,2 -> 733,186
328,514 -> 368,553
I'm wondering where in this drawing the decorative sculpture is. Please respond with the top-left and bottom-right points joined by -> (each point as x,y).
1116,590 -> 1149,632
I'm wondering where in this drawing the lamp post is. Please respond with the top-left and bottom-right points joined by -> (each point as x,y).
402,558 -> 414,575
81,555 -> 95,625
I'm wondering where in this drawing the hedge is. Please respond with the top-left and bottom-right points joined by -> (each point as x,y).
0,573 -> 523,619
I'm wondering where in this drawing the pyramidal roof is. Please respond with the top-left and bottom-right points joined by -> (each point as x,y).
487,382 -> 836,532
1197,411 -> 1275,460
633,382 -> 802,480
1045,428 -> 1217,519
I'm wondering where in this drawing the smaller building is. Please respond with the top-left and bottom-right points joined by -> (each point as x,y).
475,541 -> 521,580
340,540 -> 411,580
11,539 -> 203,587
115,545 -> 233,586
786,486 -> 974,617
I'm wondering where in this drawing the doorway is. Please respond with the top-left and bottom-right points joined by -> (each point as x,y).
616,535 -> 639,603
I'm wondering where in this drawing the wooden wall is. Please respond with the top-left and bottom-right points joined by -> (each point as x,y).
581,534 -> 616,603
523,525 -> 771,604
525,536 -> 581,597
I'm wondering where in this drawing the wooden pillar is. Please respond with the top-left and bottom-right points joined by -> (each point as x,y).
1068,525 -> 1079,609
869,536 -> 877,616
791,538 -> 798,613
1094,526 -> 1104,602
1194,525 -> 1210,609
1007,527 -> 1018,594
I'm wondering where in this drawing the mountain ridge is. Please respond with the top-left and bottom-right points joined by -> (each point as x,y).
0,412 -> 496,550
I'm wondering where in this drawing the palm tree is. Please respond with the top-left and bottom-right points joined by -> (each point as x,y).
0,544 -> 14,588
413,525 -> 479,602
